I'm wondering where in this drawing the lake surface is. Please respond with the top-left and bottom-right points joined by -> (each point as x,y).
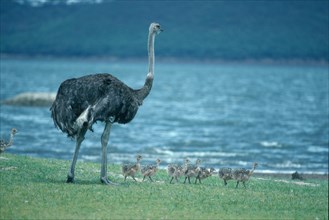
1,58 -> 328,174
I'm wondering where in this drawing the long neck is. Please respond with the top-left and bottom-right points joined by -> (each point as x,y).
8,133 -> 15,146
135,31 -> 156,102
148,31 -> 156,74
184,160 -> 190,170
136,160 -> 141,170
4,133 -> 15,148
248,165 -> 256,177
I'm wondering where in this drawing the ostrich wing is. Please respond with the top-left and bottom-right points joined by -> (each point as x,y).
51,73 -> 140,137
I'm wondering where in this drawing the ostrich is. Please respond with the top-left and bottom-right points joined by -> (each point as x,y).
195,167 -> 215,184
0,128 -> 18,154
167,159 -> 190,184
141,158 -> 161,182
122,155 -> 143,182
184,159 -> 201,184
218,167 -> 234,186
50,23 -> 162,185
233,162 -> 258,188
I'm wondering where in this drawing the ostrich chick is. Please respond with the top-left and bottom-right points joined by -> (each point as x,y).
141,159 -> 161,182
122,155 -> 143,182
0,128 -> 18,154
233,162 -> 258,188
184,159 -> 201,184
195,167 -> 215,184
167,159 -> 190,184
218,167 -> 234,186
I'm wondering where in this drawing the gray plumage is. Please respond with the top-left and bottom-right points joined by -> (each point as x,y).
195,167 -> 215,184
51,73 -> 151,137
218,167 -> 234,186
233,162 -> 258,188
141,158 -> 161,182
122,155 -> 143,182
50,23 -> 162,185
183,159 -> 201,184
0,128 -> 17,154
167,159 -> 190,184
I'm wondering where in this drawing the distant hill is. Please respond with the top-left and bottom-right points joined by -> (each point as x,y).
1,0 -> 328,61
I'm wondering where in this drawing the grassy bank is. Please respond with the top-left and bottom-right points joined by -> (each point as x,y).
0,154 -> 328,219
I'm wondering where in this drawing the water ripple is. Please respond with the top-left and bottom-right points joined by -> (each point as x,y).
1,59 -> 328,173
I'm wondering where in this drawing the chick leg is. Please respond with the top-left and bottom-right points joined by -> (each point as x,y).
236,181 -> 240,188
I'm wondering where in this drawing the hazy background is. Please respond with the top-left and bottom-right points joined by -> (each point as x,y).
1,0 -> 328,61
1,0 -> 328,173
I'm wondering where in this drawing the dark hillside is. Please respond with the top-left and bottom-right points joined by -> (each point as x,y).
1,0 -> 328,60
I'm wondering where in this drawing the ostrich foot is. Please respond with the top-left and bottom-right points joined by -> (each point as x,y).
101,176 -> 118,185
67,175 -> 74,183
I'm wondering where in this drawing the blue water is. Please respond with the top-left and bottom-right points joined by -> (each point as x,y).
1,58 -> 328,174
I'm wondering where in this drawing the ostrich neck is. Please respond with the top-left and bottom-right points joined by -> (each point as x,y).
10,133 -> 15,144
135,31 -> 156,103
248,166 -> 256,176
5,133 -> 15,147
148,32 -> 156,74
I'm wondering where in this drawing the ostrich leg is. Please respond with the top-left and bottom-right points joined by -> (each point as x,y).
100,121 -> 116,185
235,181 -> 240,188
67,127 -> 88,183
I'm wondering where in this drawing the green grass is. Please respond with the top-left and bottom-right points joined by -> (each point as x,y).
0,154 -> 328,219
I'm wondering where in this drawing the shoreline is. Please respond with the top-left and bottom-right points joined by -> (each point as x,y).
253,172 -> 328,180
1,154 -> 327,180
1,53 -> 328,67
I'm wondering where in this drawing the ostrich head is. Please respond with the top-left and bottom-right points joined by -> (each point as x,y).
136,155 -> 142,162
184,158 -> 190,165
11,128 -> 17,135
253,162 -> 258,169
195,159 -> 201,166
149,23 -> 163,35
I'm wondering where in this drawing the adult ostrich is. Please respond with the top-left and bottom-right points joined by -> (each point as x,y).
50,23 -> 162,185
